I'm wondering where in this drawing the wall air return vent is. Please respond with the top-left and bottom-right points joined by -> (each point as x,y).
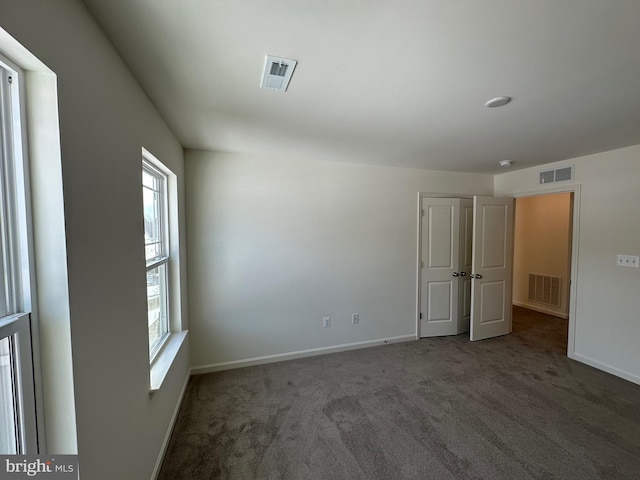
539,165 -> 574,185
528,273 -> 562,308
261,55 -> 297,92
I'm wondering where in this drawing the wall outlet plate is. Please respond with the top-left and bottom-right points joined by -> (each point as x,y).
616,254 -> 639,267
322,316 -> 331,328
352,313 -> 360,324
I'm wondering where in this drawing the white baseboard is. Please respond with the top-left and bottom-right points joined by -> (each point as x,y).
572,352 -> 640,386
150,371 -> 191,480
513,300 -> 568,319
191,335 -> 416,375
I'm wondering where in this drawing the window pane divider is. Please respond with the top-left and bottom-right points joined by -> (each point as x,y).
145,256 -> 169,272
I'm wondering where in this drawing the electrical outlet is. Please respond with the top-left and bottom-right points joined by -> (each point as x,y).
352,313 -> 360,324
616,254 -> 639,268
322,316 -> 331,328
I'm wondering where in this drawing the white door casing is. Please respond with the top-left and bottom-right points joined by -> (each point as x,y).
470,196 -> 515,341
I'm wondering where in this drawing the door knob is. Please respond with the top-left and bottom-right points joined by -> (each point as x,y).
452,272 -> 459,277
460,272 -> 467,277
474,274 -> 483,279
469,274 -> 475,278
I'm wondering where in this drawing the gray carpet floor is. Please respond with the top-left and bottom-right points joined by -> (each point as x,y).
159,307 -> 640,479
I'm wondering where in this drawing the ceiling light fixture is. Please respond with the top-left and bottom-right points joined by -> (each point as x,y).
485,96 -> 512,108
498,160 -> 513,168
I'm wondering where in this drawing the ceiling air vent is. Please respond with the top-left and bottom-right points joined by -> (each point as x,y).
260,55 -> 297,92
539,165 -> 574,185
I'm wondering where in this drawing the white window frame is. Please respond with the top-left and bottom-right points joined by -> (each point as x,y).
142,148 -> 187,392
143,159 -> 170,360
0,56 -> 39,453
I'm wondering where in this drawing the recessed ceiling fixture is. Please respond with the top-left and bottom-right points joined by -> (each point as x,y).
498,160 -> 513,167
485,96 -> 512,108
261,55 -> 297,92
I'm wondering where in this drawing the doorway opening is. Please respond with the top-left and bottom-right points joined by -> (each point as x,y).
512,192 -> 574,352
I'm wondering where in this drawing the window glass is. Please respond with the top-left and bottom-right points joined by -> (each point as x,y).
0,336 -> 18,454
147,264 -> 168,354
143,169 -> 163,262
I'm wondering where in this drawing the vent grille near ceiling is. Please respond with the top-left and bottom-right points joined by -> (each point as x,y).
528,273 -> 561,308
270,62 -> 288,77
261,55 -> 297,92
539,166 -> 574,184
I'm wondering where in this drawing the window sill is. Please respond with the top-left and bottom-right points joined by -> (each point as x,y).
150,330 -> 188,394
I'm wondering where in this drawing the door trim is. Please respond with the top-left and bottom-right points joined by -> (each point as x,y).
509,184 -> 581,360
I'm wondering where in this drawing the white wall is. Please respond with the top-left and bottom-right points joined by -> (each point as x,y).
496,145 -> 640,384
186,150 -> 493,370
513,193 -> 572,317
0,1 -> 189,479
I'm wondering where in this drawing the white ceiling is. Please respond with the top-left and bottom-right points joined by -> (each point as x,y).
82,0 -> 640,173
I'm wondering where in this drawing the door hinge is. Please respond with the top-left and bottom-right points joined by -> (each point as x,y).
419,313 -> 422,319
421,209 -> 425,216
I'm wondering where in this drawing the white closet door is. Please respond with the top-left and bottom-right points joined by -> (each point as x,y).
470,196 -> 514,341
420,198 -> 460,337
